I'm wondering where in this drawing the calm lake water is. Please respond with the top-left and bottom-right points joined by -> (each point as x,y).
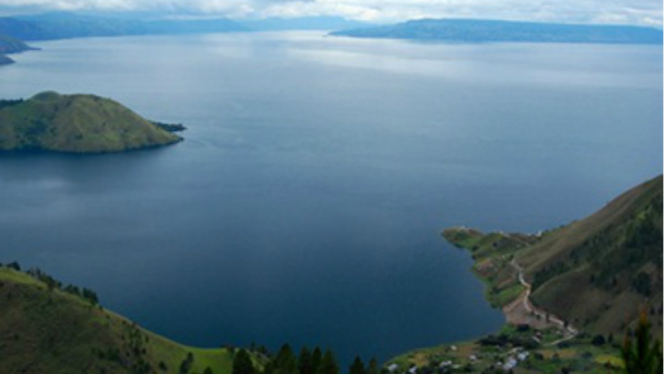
0,31 -> 662,363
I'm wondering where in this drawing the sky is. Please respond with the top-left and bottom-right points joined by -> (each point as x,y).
0,0 -> 662,26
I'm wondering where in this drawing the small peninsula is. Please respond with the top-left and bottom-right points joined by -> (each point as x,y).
0,91 -> 182,153
0,33 -> 34,66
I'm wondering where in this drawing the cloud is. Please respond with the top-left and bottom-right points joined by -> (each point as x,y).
0,0 -> 661,26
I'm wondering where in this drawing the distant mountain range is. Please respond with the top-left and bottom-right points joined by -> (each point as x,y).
0,12 -> 246,41
0,13 -> 372,66
0,12 -> 370,41
0,13 -> 662,68
332,18 -> 664,44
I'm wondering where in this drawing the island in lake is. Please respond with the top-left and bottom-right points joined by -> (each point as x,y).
0,91 -> 183,153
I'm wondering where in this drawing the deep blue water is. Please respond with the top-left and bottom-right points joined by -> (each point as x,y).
0,31 -> 662,363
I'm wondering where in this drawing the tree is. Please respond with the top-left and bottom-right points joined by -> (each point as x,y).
82,288 -> 99,306
312,347 -> 323,373
622,309 -> 662,374
204,367 -> 214,374
367,358 -> 378,374
349,356 -> 365,374
299,347 -> 314,374
179,352 -> 194,374
316,350 -> 339,374
591,335 -> 606,346
233,349 -> 255,374
274,344 -> 297,374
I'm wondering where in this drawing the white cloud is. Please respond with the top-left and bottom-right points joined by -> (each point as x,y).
0,0 -> 662,26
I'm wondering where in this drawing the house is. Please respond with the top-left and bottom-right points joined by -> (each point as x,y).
387,364 -> 399,373
503,357 -> 518,371
439,361 -> 453,368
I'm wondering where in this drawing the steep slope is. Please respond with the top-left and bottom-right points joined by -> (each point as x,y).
444,175 -> 663,338
521,176 -> 662,336
0,266 -> 234,374
0,91 -> 181,153
331,18 -> 664,44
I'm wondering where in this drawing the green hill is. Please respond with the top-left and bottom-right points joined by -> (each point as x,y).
522,176 -> 662,336
444,175 -> 663,338
0,91 -> 182,153
0,265 -> 236,374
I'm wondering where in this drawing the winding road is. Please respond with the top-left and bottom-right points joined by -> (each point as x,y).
509,259 -> 578,345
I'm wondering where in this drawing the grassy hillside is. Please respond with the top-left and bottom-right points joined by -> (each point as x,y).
522,176 -> 663,337
392,176 -> 663,374
444,175 -> 663,338
0,265 -> 235,374
0,91 -> 181,153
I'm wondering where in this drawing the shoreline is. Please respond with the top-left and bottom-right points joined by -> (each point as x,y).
380,228 -> 620,374
442,227 -> 576,337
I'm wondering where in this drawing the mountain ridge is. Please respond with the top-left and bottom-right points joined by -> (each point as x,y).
331,18 -> 664,44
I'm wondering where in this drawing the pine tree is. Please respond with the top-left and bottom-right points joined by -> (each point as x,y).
622,309 -> 663,374
316,350 -> 339,374
367,358 -> 378,374
299,347 -> 314,374
275,344 -> 297,374
312,347 -> 323,374
233,349 -> 255,374
349,356 -> 365,374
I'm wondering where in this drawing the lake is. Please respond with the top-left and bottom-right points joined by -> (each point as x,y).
0,31 -> 662,363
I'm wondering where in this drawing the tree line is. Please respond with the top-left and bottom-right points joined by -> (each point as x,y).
1,261 -> 99,306
233,344 -> 380,374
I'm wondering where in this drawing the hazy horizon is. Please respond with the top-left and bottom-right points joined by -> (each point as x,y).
0,0 -> 662,27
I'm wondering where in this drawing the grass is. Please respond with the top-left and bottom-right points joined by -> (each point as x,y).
406,176 -> 664,373
0,266 -> 236,374
386,329 -> 626,374
0,91 -> 181,153
443,176 -> 663,339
